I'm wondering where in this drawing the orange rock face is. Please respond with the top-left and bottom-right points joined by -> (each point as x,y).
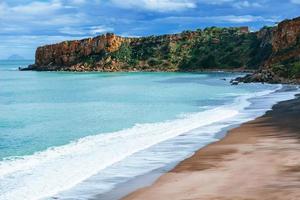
35,33 -> 127,68
265,17 -> 300,67
33,31 -> 197,71
272,17 -> 300,52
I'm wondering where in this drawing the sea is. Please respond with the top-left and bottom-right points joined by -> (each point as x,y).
0,60 -> 298,200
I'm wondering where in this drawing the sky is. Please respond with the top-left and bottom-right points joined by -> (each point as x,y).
0,0 -> 299,59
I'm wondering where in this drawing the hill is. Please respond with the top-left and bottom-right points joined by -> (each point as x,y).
7,54 -> 25,60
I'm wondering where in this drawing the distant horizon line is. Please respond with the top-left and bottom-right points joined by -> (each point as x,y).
0,59 -> 34,61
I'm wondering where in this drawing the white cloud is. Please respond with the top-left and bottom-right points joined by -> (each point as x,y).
89,26 -> 114,35
233,1 -> 262,9
199,0 -> 262,8
10,0 -> 62,15
0,1 -> 88,27
70,0 -> 87,4
291,0 -> 300,4
155,15 -> 279,24
58,25 -> 114,36
216,15 -> 270,23
59,27 -> 86,35
200,0 -> 234,5
0,1 -> 63,21
111,0 -> 196,12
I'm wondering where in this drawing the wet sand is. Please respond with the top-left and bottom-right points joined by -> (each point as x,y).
124,95 -> 300,200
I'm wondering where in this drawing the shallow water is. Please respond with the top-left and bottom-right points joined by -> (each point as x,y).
0,60 -> 297,200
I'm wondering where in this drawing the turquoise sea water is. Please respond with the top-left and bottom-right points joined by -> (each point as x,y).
0,60 -> 263,159
0,60 -> 298,200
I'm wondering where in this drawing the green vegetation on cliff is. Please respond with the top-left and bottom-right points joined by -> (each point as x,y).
178,27 -> 272,71
97,27 -> 270,72
26,16 -> 300,83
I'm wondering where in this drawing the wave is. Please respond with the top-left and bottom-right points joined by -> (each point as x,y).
0,85 -> 297,200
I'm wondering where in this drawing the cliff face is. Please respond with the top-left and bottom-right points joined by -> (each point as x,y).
34,33 -> 128,71
26,17 -> 300,82
264,17 -> 300,67
27,27 -> 259,72
236,17 -> 300,83
272,17 -> 300,52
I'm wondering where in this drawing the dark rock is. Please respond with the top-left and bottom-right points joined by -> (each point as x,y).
20,64 -> 37,71
231,80 -> 239,85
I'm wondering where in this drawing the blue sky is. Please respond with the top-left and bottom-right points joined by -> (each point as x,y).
0,0 -> 299,59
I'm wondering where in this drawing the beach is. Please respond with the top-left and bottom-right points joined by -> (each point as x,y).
124,95 -> 300,200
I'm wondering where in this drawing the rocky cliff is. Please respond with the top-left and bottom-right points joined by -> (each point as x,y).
32,33 -> 128,71
25,27 -> 260,72
24,17 -> 300,83
236,17 -> 300,83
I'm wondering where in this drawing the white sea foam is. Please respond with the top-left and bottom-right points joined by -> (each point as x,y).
0,85 -> 297,200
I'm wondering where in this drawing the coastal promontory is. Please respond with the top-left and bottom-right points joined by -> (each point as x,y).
24,17 -> 300,83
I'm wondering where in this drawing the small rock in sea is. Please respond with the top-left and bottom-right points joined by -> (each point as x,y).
231,81 -> 239,85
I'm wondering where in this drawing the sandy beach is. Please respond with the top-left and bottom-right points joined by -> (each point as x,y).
124,95 -> 300,200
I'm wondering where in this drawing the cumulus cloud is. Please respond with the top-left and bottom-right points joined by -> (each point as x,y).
110,0 -> 196,12
0,0 -> 65,21
0,0 -> 112,58
0,1 -> 66,22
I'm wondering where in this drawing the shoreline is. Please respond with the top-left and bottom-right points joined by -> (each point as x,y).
92,123 -> 239,200
123,94 -> 300,200
17,68 -> 300,85
19,67 -> 254,73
